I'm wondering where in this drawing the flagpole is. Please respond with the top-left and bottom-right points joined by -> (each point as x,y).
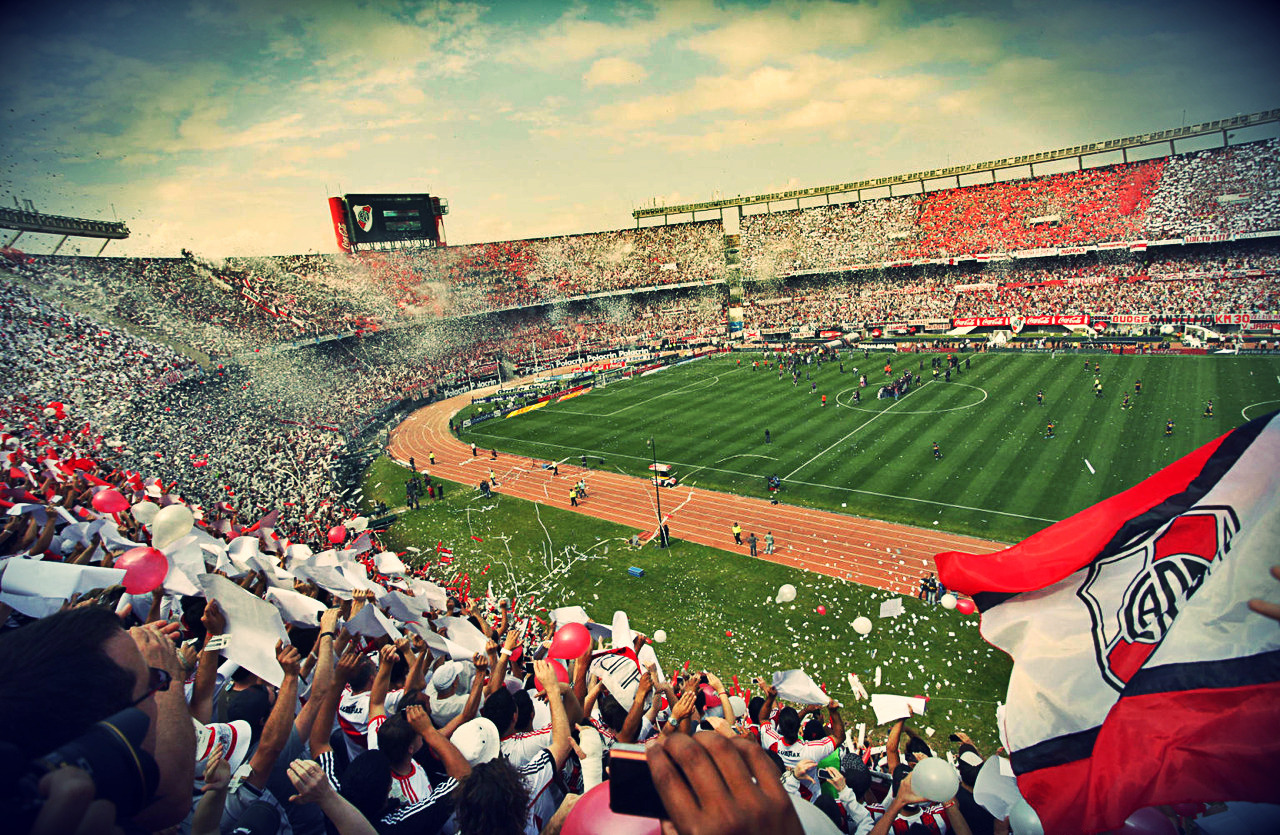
648,436 -> 664,543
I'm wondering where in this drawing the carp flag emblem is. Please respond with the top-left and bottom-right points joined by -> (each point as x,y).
1077,506 -> 1239,692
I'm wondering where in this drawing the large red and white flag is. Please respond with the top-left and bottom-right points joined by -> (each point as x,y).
936,412 -> 1280,834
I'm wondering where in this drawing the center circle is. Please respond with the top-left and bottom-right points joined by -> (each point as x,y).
834,383 -> 988,414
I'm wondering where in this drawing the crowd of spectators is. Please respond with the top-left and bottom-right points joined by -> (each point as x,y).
741,138 -> 1280,280
4,142 -> 1280,835
0,393 -> 1011,835
0,267 -> 1007,834
1145,138 -> 1280,238
743,243 -> 1280,326
354,222 -> 726,315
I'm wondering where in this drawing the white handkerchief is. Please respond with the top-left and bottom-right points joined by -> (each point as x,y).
265,588 -> 326,627
0,559 -> 125,618
435,616 -> 489,656
771,669 -> 829,706
868,693 -> 928,725
197,574 -> 289,687
343,604 -> 403,641
879,598 -> 905,618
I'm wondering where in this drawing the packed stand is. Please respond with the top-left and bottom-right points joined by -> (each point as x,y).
357,222 -> 726,315
744,276 -> 956,329
0,441 -> 1014,835
1144,137 -> 1280,238
742,242 -> 1280,325
739,198 -> 922,277
740,139 -> 1280,280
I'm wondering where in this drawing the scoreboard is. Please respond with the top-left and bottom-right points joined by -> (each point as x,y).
327,193 -> 447,252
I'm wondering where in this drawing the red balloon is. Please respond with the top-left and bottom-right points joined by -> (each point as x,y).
816,605 -> 827,615
327,525 -> 347,544
956,598 -> 977,615
549,622 -> 590,659
91,488 -> 130,514
115,547 -> 169,594
534,659 -> 569,693
561,779 -> 662,835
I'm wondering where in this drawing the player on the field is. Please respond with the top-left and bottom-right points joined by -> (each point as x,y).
933,442 -> 942,461
1204,400 -> 1214,418
1046,420 -> 1056,439
1135,379 -> 1142,395
1166,418 -> 1175,435
1121,395 -> 1131,410
1036,389 -> 1044,406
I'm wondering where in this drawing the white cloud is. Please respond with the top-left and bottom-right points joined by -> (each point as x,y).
498,0 -> 718,66
584,57 -> 649,87
680,0 -> 882,69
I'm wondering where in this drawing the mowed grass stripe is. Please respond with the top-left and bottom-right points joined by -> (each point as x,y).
462,352 -> 1280,541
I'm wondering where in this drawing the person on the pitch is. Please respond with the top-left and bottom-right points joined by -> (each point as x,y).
1121,395 -> 1131,410
1135,379 -> 1142,395
1046,420 -> 1056,439
732,522 -> 742,545
1204,400 -> 1214,418
933,441 -> 942,461
1166,418 -> 1175,435
1036,389 -> 1044,406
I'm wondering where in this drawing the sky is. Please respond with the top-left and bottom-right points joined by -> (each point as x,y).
1,0 -> 1277,258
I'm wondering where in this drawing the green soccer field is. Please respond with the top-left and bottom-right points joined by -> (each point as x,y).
461,351 -> 1280,542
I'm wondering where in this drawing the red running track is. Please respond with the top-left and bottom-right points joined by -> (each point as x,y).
388,388 -> 1004,596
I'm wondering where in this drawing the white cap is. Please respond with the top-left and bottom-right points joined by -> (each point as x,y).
193,719 -> 253,787
452,718 -> 500,765
432,660 -> 462,691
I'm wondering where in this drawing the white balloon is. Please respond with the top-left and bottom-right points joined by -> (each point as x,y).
940,593 -> 957,610
42,407 -> 56,417
151,504 -> 194,549
348,516 -> 369,532
131,501 -> 160,525
911,757 -> 959,803
853,616 -> 873,635
776,584 -> 797,604
1009,799 -> 1044,835
653,630 -> 668,643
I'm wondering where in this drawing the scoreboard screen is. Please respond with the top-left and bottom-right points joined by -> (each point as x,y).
342,193 -> 440,245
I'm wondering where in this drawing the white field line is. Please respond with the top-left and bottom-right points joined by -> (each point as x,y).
464,425 -> 1054,522
785,381 -> 932,480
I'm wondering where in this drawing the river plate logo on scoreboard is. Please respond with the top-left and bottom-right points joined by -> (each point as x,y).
354,204 -> 374,232
1077,506 -> 1238,692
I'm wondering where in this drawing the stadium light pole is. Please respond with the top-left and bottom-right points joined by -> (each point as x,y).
647,436 -> 665,543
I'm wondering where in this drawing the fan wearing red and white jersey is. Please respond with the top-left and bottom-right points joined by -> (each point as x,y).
755,682 -> 845,778
367,713 -> 433,804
